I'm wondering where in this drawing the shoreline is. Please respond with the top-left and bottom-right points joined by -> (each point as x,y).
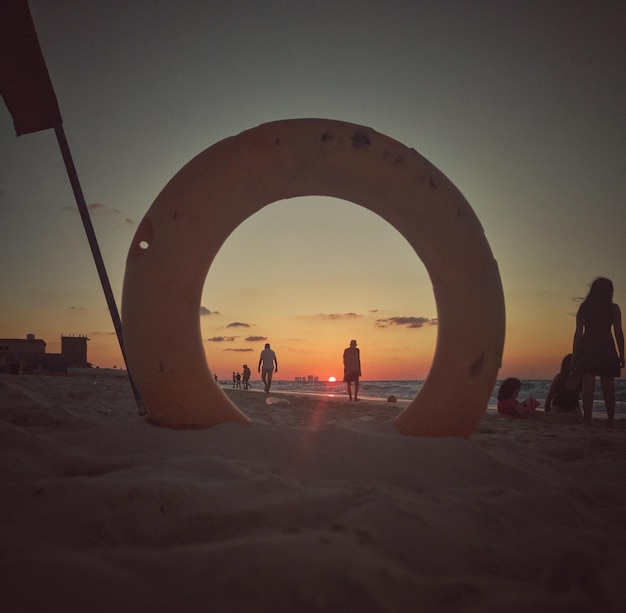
1,372 -> 623,427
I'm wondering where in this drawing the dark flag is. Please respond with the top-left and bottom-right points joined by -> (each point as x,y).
0,0 -> 62,135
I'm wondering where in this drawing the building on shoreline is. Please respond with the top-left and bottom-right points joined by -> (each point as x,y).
0,333 -> 90,374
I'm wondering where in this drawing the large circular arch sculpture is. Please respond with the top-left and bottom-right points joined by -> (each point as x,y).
122,119 -> 505,437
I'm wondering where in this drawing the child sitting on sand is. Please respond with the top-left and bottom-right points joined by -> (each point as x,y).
544,354 -> 582,414
497,377 -> 540,416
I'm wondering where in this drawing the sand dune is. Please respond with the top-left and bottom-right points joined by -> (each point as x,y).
1,373 -> 625,612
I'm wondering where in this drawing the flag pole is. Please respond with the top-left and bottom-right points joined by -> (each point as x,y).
53,123 -> 145,414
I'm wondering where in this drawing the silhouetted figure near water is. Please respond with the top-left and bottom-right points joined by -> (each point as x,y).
343,339 -> 361,401
572,277 -> 624,427
242,364 -> 251,389
497,378 -> 539,416
258,343 -> 278,393
545,354 -> 581,414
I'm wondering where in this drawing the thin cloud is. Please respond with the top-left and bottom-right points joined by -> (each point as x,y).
245,335 -> 267,342
63,202 -> 136,225
375,316 -> 436,329
207,336 -> 235,342
227,322 -> 251,328
224,348 -> 254,352
88,203 -> 127,218
315,312 -> 362,321
200,306 -> 219,316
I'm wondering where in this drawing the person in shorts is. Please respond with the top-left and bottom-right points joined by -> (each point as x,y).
258,343 -> 278,393
343,339 -> 361,401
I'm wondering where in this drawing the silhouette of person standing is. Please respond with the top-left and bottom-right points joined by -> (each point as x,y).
258,343 -> 278,393
242,364 -> 251,389
343,339 -> 361,401
572,277 -> 624,426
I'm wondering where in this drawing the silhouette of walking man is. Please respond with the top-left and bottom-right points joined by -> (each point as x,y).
258,343 -> 278,393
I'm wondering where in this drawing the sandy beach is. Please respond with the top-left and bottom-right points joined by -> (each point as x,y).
1,372 -> 625,612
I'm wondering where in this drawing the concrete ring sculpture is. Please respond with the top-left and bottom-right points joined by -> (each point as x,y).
122,119 -> 505,437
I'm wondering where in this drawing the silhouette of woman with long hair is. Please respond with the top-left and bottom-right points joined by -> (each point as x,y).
572,277 -> 624,426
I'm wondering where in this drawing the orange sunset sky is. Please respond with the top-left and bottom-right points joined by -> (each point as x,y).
1,1 -> 624,381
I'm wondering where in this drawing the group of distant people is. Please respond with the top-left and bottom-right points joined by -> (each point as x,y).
231,365 -> 252,390
498,277 -> 624,427
222,339 -> 362,399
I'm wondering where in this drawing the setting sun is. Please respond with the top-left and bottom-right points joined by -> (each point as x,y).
328,376 -> 336,382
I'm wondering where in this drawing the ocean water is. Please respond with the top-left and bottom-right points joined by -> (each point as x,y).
238,378 -> 626,416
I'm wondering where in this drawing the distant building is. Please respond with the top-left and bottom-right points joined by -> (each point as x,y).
0,333 -> 90,374
61,335 -> 89,368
